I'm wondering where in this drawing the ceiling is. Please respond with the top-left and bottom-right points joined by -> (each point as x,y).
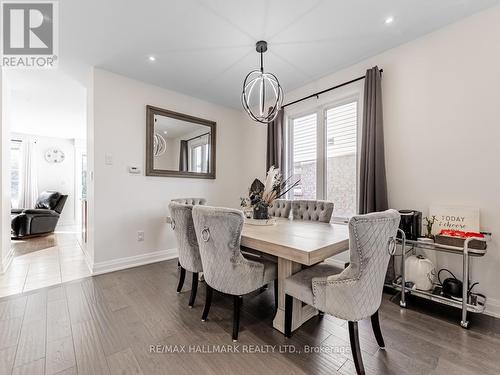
29,0 -> 500,112
154,114 -> 209,139
5,70 -> 86,139
7,2 -> 498,147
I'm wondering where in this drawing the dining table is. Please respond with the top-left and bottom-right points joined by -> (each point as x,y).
241,218 -> 349,333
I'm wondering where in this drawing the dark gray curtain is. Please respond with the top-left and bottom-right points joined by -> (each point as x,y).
266,108 -> 284,172
179,140 -> 189,172
360,67 -> 393,284
359,66 -> 388,214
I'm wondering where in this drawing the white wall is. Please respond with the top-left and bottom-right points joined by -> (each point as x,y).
12,134 -> 78,225
247,6 -> 500,316
1,71 -> 13,273
89,69 -> 252,268
36,136 -> 77,225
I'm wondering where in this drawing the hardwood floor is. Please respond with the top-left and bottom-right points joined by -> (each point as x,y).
0,259 -> 499,374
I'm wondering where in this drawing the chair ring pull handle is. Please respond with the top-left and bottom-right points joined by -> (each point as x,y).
201,227 -> 210,242
170,219 -> 175,230
387,236 -> 396,255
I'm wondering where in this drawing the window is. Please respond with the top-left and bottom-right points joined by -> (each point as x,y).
326,102 -> 358,219
287,98 -> 359,221
10,140 -> 22,208
188,134 -> 210,173
290,113 -> 317,199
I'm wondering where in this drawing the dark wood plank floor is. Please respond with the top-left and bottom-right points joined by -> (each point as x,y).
1,259 -> 499,375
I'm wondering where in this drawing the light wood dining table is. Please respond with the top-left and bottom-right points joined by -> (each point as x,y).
241,218 -> 349,333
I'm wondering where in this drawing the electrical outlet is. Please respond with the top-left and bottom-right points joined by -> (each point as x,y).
137,231 -> 144,241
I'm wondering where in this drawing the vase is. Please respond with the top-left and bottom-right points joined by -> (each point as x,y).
253,203 -> 269,220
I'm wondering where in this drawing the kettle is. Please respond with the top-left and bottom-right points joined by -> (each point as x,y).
405,255 -> 435,291
438,269 -> 463,298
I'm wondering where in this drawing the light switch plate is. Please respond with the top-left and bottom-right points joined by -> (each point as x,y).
105,153 -> 113,165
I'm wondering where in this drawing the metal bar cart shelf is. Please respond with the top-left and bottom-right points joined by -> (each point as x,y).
391,283 -> 486,313
393,230 -> 489,329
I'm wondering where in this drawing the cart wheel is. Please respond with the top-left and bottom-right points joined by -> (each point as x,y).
460,320 -> 470,329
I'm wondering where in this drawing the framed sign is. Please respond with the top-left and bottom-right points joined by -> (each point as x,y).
429,205 -> 480,234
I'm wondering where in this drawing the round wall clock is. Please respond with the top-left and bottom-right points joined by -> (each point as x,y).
45,148 -> 65,163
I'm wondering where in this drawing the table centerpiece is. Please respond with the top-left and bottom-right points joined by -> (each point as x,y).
240,166 -> 299,221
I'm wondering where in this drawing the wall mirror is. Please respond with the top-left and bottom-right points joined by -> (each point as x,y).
146,106 -> 216,178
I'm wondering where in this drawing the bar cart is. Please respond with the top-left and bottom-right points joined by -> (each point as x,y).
392,229 -> 489,329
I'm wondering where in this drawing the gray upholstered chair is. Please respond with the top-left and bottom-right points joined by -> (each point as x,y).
291,199 -> 334,223
284,209 -> 400,375
171,198 -> 206,268
192,205 -> 278,341
268,199 -> 291,218
171,197 -> 207,205
169,202 -> 204,308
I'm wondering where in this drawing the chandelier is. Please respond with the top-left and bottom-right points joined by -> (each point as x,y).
241,41 -> 283,124
153,132 -> 167,157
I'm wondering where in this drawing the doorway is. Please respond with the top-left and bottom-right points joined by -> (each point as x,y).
0,70 -> 91,297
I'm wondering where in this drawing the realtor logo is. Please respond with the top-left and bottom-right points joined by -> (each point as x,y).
1,1 -> 58,68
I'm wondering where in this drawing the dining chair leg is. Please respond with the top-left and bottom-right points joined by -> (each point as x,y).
176,267 -> 186,293
232,295 -> 242,342
348,321 -> 365,375
284,294 -> 293,338
273,280 -> 278,311
188,272 -> 199,308
201,284 -> 213,322
370,310 -> 385,349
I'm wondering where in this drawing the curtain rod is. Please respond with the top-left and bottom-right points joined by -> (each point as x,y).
282,69 -> 383,109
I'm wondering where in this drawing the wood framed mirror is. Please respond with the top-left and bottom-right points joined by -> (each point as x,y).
146,105 -> 216,179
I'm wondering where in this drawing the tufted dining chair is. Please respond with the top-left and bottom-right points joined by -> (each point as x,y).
284,209 -> 401,375
192,205 -> 278,341
291,200 -> 334,223
171,198 -> 206,268
171,197 -> 207,205
268,199 -> 292,218
169,202 -> 204,308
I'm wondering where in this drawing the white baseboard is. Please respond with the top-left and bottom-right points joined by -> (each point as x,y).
1,247 -> 15,274
91,248 -> 178,275
79,243 -> 94,275
484,297 -> 500,319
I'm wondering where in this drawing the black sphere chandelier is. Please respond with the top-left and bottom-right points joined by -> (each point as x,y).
241,41 -> 283,124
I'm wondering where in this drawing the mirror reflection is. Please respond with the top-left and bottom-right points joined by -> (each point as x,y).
153,114 -> 212,173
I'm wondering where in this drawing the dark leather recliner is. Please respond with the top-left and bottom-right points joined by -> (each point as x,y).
11,191 -> 68,239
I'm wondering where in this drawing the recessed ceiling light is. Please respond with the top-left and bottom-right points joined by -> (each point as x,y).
148,56 -> 156,62
385,16 -> 394,24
